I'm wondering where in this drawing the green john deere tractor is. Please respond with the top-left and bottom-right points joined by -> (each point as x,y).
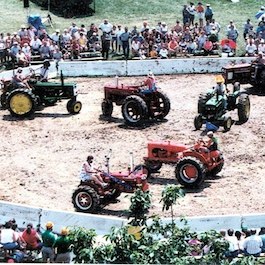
194,82 -> 250,131
1,71 -> 82,118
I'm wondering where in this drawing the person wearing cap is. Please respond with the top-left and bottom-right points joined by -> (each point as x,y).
141,71 -> 157,93
9,41 -> 21,61
50,29 -> 61,46
80,155 -> 109,188
206,131 -> 218,151
41,221 -> 57,263
214,75 -> 228,109
12,67 -> 31,89
21,223 -> 42,250
18,25 -> 28,39
53,227 -> 71,263
204,4 -> 213,22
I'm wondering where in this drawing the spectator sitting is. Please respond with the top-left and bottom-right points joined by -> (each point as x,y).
243,228 -> 263,257
61,29 -> 72,50
172,20 -> 183,34
88,32 -> 101,52
159,44 -> 168,59
149,45 -> 158,59
179,38 -> 187,55
187,38 -> 197,54
224,229 -> 240,259
21,223 -> 42,251
258,227 -> 265,252
30,35 -> 42,55
131,38 -> 141,57
245,39 -> 257,56
39,41 -> 51,59
167,37 -> 179,57
16,49 -> 29,67
70,39 -> 80,59
258,39 -> 265,54
21,42 -> 31,62
9,41 -> 21,62
50,29 -> 61,45
78,32 -> 88,52
69,22 -> 79,37
197,31 -> 207,50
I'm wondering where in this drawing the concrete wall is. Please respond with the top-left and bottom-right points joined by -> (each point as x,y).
1,200 -> 264,235
58,57 -> 255,77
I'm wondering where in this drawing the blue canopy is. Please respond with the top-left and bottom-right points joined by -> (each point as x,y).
28,15 -> 44,30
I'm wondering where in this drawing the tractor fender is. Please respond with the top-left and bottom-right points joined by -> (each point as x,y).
182,151 -> 208,165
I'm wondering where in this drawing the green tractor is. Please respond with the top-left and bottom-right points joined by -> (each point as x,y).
194,82 -> 250,131
1,71 -> 82,117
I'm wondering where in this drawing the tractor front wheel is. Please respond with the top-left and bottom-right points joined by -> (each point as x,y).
101,99 -> 113,117
149,91 -> 171,120
144,160 -> 162,173
122,95 -> 148,126
72,186 -> 100,213
238,93 -> 250,123
67,99 -> 82,114
223,116 -> 232,131
175,157 -> 206,188
7,89 -> 36,117
194,114 -> 203,130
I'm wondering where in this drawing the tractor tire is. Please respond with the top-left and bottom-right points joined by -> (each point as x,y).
122,95 -> 148,126
133,164 -> 151,179
237,93 -> 250,123
209,161 -> 224,176
259,69 -> 265,86
144,160 -> 162,173
198,93 -> 211,114
0,93 -> 7,109
223,116 -> 232,131
108,189 -> 121,201
101,99 -> 113,117
6,89 -> 36,117
72,186 -> 100,213
194,114 -> 203,130
67,100 -> 82,114
175,156 -> 206,188
150,91 -> 171,120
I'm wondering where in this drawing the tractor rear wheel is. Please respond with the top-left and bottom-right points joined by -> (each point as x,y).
175,157 -> 206,188
149,91 -> 171,120
67,99 -> 82,114
72,186 -> 100,213
194,114 -> 203,130
122,95 -> 148,126
237,93 -> 250,123
101,99 -> 113,117
7,89 -> 36,117
144,160 -> 162,173
223,116 -> 232,131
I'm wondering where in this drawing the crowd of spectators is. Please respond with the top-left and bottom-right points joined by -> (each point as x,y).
1,2 -> 265,68
1,217 -> 265,263
0,219 -> 71,263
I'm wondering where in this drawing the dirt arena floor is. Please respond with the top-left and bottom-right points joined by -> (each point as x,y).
0,74 -> 264,219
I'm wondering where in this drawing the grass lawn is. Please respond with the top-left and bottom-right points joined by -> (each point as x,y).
0,0 -> 264,55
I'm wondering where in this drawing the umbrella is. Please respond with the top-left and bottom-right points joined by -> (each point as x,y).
220,39 -> 237,49
255,10 -> 265,19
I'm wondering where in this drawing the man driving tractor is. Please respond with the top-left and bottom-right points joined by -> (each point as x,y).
214,75 -> 228,109
141,71 -> 157,93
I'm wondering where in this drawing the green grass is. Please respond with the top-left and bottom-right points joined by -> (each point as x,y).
0,0 -> 263,55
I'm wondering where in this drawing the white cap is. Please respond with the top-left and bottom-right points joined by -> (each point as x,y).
207,131 -> 214,136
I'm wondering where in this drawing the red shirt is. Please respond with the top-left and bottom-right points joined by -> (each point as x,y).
21,229 -> 40,249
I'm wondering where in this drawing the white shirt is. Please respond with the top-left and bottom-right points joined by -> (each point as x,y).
80,162 -> 94,181
1,228 -> 15,244
243,235 -> 263,254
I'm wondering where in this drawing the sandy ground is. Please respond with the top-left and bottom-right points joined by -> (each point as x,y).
0,74 -> 265,220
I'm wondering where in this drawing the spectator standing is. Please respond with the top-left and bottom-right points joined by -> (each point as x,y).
243,19 -> 253,39
182,4 -> 190,26
187,2 -> 196,26
99,19 -> 113,34
53,227 -> 72,263
120,27 -> 131,59
101,32 -> 111,60
41,221 -> 57,263
204,4 -> 213,22
196,2 -> 205,28
227,24 -> 239,43
116,25 -> 124,54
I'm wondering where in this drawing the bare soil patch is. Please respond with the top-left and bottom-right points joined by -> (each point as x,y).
1,74 -> 264,219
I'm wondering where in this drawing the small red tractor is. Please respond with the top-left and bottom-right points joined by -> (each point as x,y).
101,77 -> 170,126
222,60 -> 265,89
72,151 -> 149,213
142,140 -> 224,188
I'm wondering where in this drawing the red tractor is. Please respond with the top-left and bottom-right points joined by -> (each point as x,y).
72,152 -> 149,213
101,77 -> 170,126
142,140 -> 224,188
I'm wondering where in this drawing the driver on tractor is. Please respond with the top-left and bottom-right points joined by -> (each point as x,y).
79,155 -> 109,188
39,59 -> 51,82
214,75 -> 228,109
141,71 -> 157,93
12,67 -> 31,89
196,131 -> 219,157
